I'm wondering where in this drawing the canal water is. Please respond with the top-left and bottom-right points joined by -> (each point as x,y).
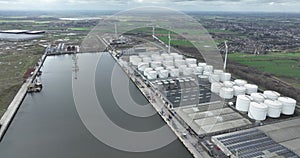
0,52 -> 193,158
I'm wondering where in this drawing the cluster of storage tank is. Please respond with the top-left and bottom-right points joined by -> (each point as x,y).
235,88 -> 297,121
129,53 -> 206,80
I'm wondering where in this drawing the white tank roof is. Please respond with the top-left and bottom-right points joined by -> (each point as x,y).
219,87 -> 234,99
244,84 -> 258,94
264,100 -> 283,118
236,95 -> 252,112
248,102 -> 268,121
233,86 -> 246,96
234,79 -> 247,86
264,90 -> 280,100
223,81 -> 234,88
211,82 -> 223,94
251,93 -> 266,103
278,97 -> 297,115
220,73 -> 231,82
198,62 -> 207,67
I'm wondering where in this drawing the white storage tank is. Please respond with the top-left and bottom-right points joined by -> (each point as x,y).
186,58 -> 197,65
264,90 -> 280,100
278,97 -> 297,115
211,82 -> 223,94
152,56 -> 164,61
150,61 -> 162,69
174,55 -> 184,60
214,69 -> 224,76
164,56 -> 174,61
143,68 -> 153,76
236,95 -> 252,112
234,79 -> 247,86
183,67 -> 193,76
170,53 -> 179,57
165,66 -> 175,70
233,86 -> 246,96
204,65 -> 213,72
219,87 -> 234,99
137,62 -> 149,71
198,62 -> 207,67
155,67 -> 164,71
248,102 -> 268,121
179,65 -> 188,73
203,71 -> 212,76
163,60 -> 174,67
209,74 -> 220,83
193,67 -> 204,74
142,57 -> 152,63
244,84 -> 258,95
158,70 -> 169,79
174,60 -> 186,67
223,81 -> 234,88
188,64 -> 197,68
264,100 -> 283,118
147,71 -> 158,80
220,73 -> 231,82
251,93 -> 266,103
170,69 -> 180,77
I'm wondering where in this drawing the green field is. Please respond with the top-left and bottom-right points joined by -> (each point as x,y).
229,53 -> 300,79
158,36 -> 194,47
69,27 -> 93,31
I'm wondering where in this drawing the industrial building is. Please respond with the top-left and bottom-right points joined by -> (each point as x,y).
117,46 -> 299,157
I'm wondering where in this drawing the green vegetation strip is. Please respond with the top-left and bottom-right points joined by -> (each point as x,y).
229,53 -> 300,79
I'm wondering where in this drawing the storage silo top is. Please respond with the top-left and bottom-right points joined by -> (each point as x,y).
251,102 -> 268,109
251,93 -> 266,99
264,90 -> 280,97
264,100 -> 283,108
245,84 -> 258,89
237,95 -> 252,101
278,97 -> 297,104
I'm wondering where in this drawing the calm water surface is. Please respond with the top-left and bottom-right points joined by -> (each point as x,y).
0,53 -> 192,158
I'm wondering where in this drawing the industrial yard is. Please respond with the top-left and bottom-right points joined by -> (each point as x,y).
0,9 -> 300,158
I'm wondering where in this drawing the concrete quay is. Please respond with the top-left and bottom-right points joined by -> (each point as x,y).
0,52 -> 47,141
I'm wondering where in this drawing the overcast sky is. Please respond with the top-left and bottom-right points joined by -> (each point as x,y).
1,0 -> 300,12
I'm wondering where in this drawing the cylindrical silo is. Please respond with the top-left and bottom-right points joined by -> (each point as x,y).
264,90 -> 280,100
278,97 -> 297,115
163,60 -> 174,67
219,87 -> 234,99
209,74 -> 220,83
158,70 -> 169,79
155,67 -> 164,71
137,62 -> 149,71
193,67 -> 204,75
211,82 -> 223,94
198,62 -> 207,67
236,95 -> 252,112
143,68 -> 153,76
248,102 -> 268,121
244,84 -> 258,95
179,65 -> 187,73
251,93 -> 266,103
220,73 -> 231,82
234,79 -> 247,86
233,86 -> 246,96
142,57 -> 152,63
150,61 -> 162,69
147,71 -> 157,80
204,65 -> 213,72
183,67 -> 193,76
174,59 -> 186,67
264,100 -> 283,118
186,58 -> 197,65
170,69 -> 180,77
223,81 -> 234,88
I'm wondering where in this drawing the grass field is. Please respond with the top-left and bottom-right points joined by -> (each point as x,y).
0,49 -> 42,118
229,53 -> 300,79
70,27 -> 93,31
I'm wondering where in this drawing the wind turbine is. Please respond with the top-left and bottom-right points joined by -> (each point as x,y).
223,41 -> 228,71
168,31 -> 171,54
